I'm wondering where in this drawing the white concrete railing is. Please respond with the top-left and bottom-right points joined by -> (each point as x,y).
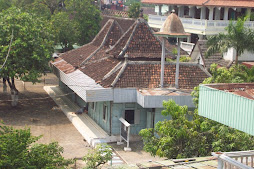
180,42 -> 195,54
148,14 -> 254,35
212,151 -> 254,169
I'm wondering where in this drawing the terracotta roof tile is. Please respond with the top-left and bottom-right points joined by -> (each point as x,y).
141,0 -> 204,6
142,0 -> 254,8
205,0 -> 254,8
101,16 -> 135,33
108,19 -> 172,59
60,20 -> 113,67
80,57 -> 121,85
114,62 -> 209,89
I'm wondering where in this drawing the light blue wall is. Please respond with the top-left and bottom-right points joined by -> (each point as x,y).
88,101 -> 111,134
154,108 -> 172,124
111,103 -> 148,135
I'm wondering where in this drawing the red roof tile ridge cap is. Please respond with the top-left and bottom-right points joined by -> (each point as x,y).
90,19 -> 114,45
114,20 -> 124,34
103,60 -> 124,80
197,64 -> 212,77
197,40 -> 207,67
106,21 -> 137,54
80,20 -> 115,66
111,60 -> 128,87
118,21 -> 140,58
81,56 -> 112,66
52,58 -> 65,65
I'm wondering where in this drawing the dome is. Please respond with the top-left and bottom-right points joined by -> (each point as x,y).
154,12 -> 190,37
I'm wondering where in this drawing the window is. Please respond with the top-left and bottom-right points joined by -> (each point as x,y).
125,110 -> 135,124
103,104 -> 107,121
91,102 -> 96,111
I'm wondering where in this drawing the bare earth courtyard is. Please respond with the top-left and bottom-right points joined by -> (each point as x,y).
0,73 -> 90,168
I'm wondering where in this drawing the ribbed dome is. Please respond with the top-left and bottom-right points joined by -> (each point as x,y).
154,12 -> 190,37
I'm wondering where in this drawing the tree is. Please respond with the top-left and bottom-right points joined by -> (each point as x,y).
206,17 -> 254,65
128,2 -> 140,18
83,144 -> 112,169
139,100 -> 254,159
0,122 -> 73,168
66,0 -> 102,45
0,7 -> 54,106
51,11 -> 79,52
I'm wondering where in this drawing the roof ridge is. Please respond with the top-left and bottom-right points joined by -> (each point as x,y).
111,60 -> 128,87
119,21 -> 140,57
102,61 -> 124,80
80,20 -> 115,66
106,21 -> 137,54
198,64 -> 212,77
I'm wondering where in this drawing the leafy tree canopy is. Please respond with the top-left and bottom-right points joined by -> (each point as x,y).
0,122 -> 73,168
128,2 -> 140,18
139,100 -> 254,159
83,144 -> 112,169
0,7 -> 54,93
206,17 -> 254,65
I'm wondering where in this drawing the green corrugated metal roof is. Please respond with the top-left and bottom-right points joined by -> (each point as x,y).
199,84 -> 254,136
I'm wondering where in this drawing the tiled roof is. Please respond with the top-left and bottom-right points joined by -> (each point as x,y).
114,62 -> 210,89
208,83 -> 254,100
141,0 -> 205,6
80,57 -> 121,87
204,0 -> 254,8
108,19 -> 172,59
52,18 -> 210,90
190,40 -> 232,69
141,0 -> 254,7
60,20 -> 113,67
101,15 -> 135,33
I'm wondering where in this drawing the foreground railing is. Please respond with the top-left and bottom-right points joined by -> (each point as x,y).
212,150 -> 254,169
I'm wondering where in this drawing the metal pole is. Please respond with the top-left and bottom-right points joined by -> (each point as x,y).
160,38 -> 165,88
175,38 -> 180,89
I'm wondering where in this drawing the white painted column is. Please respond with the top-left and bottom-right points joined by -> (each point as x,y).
224,7 -> 229,20
158,5 -> 162,16
175,39 -> 181,89
160,38 -> 165,88
208,7 -> 214,20
215,7 -> 221,20
189,6 -> 195,18
200,7 -> 206,19
246,8 -> 251,21
187,36 -> 191,43
178,5 -> 184,17
198,34 -> 203,40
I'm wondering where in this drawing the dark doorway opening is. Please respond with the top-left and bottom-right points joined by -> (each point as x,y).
125,110 -> 134,124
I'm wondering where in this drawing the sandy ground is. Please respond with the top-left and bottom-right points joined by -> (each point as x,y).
0,73 -> 90,168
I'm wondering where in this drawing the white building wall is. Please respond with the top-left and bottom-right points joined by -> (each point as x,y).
223,48 -> 254,61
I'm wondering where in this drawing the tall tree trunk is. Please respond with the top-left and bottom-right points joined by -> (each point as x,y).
235,50 -> 239,65
6,77 -> 19,106
3,78 -> 7,93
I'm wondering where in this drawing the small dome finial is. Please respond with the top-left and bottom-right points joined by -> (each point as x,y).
171,9 -> 175,13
